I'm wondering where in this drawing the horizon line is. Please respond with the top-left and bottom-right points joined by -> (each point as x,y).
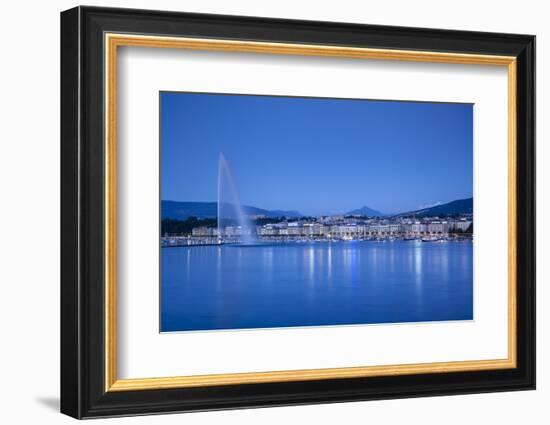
161,196 -> 474,216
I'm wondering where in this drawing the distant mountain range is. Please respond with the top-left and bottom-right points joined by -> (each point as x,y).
394,197 -> 473,217
162,197 -> 473,221
161,200 -> 302,220
345,206 -> 385,217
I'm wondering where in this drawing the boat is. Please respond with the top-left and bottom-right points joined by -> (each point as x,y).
421,236 -> 440,242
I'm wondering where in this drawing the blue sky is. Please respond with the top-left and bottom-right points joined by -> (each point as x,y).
161,92 -> 473,215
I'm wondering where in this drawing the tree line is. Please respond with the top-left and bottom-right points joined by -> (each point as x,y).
161,216 -> 289,236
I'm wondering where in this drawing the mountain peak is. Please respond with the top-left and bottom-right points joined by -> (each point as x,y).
346,205 -> 384,217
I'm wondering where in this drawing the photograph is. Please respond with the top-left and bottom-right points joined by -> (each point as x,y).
160,92 -> 474,332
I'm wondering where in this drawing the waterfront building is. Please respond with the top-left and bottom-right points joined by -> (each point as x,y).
286,226 -> 303,236
427,221 -> 449,234
388,224 -> 401,234
411,222 -> 427,235
192,226 -> 210,237
303,223 -> 328,236
450,220 -> 472,231
369,224 -> 391,235
278,227 -> 289,236
192,227 -> 219,236
330,224 -> 366,238
258,225 -> 278,236
401,223 -> 413,234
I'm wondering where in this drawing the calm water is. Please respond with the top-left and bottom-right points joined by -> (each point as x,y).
160,240 -> 473,332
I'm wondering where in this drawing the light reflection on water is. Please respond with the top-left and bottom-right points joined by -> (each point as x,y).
161,241 -> 473,332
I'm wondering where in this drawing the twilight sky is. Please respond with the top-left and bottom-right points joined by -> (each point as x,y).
160,92 -> 473,216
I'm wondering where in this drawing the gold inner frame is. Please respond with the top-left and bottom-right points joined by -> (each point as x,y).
104,33 -> 517,392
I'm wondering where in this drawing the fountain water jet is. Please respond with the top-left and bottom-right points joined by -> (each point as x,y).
217,153 -> 255,245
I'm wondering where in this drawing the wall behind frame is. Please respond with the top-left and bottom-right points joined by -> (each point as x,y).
0,1 -> 543,425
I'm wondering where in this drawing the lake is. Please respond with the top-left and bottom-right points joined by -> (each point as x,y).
160,240 -> 473,332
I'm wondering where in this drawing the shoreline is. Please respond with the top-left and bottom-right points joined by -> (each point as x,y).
161,236 -> 473,248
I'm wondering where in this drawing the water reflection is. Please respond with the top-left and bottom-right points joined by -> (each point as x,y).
327,244 -> 332,283
161,241 -> 473,332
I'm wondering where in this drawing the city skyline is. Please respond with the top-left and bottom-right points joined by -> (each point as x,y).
161,92 -> 473,216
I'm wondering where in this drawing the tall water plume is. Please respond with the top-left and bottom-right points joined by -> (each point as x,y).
217,153 -> 255,245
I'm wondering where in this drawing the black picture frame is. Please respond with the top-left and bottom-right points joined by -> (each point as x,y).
61,5 -> 535,419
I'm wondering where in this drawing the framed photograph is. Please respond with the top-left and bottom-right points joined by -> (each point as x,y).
60,6 -> 535,419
